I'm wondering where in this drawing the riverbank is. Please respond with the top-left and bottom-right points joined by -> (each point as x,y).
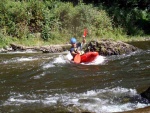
0,37 -> 150,54
0,39 -> 144,56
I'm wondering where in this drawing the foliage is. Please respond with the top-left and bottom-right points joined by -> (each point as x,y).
0,0 -> 149,47
62,0 -> 150,35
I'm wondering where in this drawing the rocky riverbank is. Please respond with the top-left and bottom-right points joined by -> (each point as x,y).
0,43 -> 71,53
0,39 -> 139,55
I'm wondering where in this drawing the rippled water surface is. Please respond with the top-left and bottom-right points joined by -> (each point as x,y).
0,41 -> 150,113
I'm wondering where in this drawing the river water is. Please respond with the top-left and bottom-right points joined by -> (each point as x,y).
0,41 -> 150,113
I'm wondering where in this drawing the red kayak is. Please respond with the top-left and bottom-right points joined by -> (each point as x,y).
80,52 -> 99,63
72,52 -> 99,64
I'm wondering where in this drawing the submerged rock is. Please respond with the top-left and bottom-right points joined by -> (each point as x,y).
140,87 -> 150,103
124,87 -> 150,113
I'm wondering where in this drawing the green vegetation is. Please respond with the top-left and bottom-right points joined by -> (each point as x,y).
0,0 -> 149,48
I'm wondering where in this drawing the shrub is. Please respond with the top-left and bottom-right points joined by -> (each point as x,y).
1,0 -> 140,47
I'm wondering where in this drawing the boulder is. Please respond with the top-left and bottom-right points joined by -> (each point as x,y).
140,87 -> 150,103
40,45 -> 64,53
10,43 -> 32,51
83,39 -> 139,55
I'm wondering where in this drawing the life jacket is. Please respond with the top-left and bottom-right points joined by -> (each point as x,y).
70,42 -> 82,53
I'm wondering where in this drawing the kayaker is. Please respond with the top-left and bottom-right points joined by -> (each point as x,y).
70,36 -> 86,58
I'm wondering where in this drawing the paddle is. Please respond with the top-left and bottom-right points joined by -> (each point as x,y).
73,54 -> 81,64
83,28 -> 87,37
73,29 -> 87,63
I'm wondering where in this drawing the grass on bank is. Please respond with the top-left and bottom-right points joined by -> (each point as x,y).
0,32 -> 149,48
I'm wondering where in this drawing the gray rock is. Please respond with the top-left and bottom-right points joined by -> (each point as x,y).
83,39 -> 138,55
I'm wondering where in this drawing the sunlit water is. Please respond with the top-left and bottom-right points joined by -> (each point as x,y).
0,41 -> 150,113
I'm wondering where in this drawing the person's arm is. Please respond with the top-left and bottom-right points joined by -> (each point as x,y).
82,28 -> 87,44
71,51 -> 79,56
80,35 -> 86,50
82,35 -> 86,44
70,48 -> 80,57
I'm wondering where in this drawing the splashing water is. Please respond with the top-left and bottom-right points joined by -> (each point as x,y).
0,41 -> 150,113
43,52 -> 105,69
3,87 -> 149,113
81,55 -> 106,65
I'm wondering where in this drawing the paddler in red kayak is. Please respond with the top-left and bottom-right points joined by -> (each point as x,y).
70,36 -> 86,59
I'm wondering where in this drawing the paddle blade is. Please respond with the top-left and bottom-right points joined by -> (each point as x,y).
83,29 -> 88,37
74,54 -> 81,64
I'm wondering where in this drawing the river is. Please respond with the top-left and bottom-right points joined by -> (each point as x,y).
0,41 -> 150,113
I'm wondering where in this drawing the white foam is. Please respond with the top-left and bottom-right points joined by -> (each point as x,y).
52,55 -> 68,64
42,55 -> 68,69
9,98 -> 40,103
1,57 -> 38,64
43,63 -> 55,69
17,57 -> 38,62
66,53 -> 73,61
32,72 -> 46,79
3,87 -> 149,112
81,55 -> 105,65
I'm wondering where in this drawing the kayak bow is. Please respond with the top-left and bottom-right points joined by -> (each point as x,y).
81,52 -> 99,63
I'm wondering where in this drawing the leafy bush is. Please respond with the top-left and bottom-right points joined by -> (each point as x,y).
1,0 -> 148,47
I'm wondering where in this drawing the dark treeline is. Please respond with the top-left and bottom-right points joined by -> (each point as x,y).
62,0 -> 150,35
66,0 -> 149,10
